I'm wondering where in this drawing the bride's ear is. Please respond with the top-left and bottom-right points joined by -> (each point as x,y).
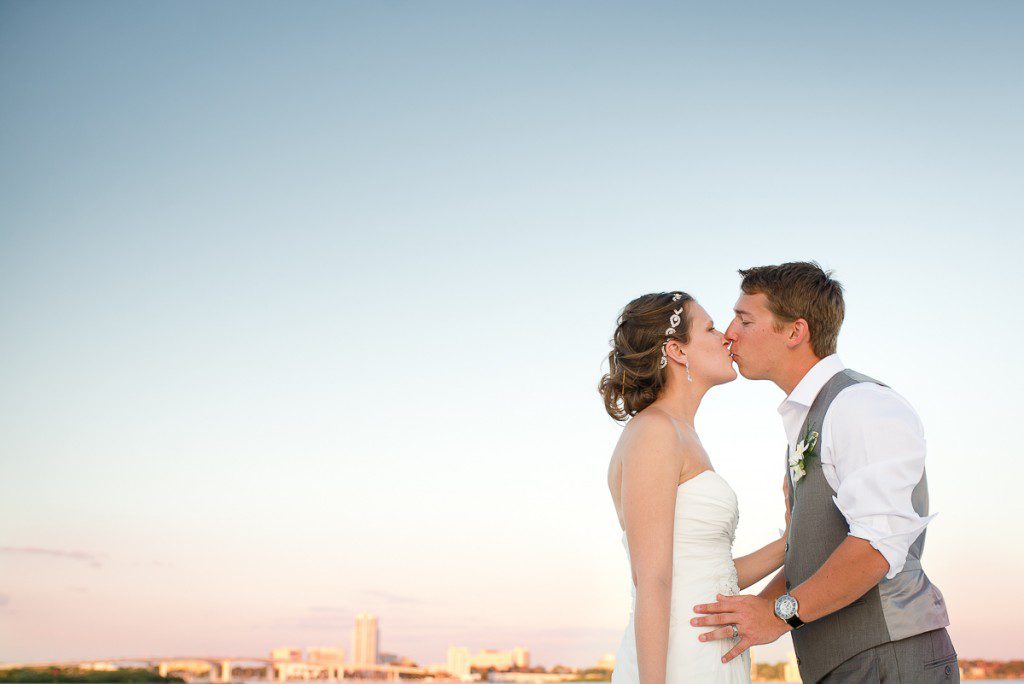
667,340 -> 688,366
787,318 -> 810,349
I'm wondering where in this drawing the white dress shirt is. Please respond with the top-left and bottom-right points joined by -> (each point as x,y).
779,354 -> 934,579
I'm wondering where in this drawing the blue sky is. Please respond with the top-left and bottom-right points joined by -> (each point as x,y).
1,0 -> 1022,667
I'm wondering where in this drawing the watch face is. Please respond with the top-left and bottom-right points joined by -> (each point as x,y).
775,594 -> 798,620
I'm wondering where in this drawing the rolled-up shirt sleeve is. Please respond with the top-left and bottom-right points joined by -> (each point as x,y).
824,385 -> 936,579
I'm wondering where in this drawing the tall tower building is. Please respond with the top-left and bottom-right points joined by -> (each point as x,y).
351,613 -> 379,666
512,647 -> 530,669
447,646 -> 471,678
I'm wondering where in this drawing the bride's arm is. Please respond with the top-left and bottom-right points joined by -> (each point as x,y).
733,474 -> 790,590
621,414 -> 686,684
734,537 -> 786,590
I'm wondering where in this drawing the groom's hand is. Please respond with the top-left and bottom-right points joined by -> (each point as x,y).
691,594 -> 791,663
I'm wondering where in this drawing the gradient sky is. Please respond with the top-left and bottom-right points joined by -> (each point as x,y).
2,0 -> 1022,668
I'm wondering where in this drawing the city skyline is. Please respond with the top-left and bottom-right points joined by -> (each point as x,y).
7,608 -> 1019,680
0,612 -> 561,678
3,0 -> 1023,668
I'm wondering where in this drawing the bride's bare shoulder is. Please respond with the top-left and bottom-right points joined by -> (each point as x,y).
622,407 -> 674,436
620,407 -> 698,458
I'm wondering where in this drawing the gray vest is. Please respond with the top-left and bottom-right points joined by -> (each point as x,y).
784,369 -> 950,683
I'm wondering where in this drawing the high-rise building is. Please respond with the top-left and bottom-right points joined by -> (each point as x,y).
783,651 -> 802,683
511,647 -> 529,669
308,647 -> 345,664
270,648 -> 303,662
471,648 -> 529,671
351,613 -> 380,666
471,649 -> 513,670
447,646 -> 471,678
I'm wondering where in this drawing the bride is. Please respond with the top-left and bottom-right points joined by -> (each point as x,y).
599,292 -> 789,684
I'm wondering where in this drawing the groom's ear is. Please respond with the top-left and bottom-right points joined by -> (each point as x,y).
786,318 -> 811,350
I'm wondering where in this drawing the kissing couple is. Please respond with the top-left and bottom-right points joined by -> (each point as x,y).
601,262 -> 956,683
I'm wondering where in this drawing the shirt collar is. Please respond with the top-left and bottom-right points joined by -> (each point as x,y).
777,354 -> 845,413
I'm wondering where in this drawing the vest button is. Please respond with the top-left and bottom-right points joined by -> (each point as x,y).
944,665 -> 952,675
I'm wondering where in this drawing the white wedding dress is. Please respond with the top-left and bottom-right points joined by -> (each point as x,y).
612,470 -> 751,684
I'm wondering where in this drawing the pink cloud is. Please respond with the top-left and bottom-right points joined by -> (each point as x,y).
0,546 -> 103,568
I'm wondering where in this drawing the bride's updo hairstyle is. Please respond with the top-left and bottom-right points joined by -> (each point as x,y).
599,291 -> 695,422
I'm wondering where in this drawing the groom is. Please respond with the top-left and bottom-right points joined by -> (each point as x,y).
691,262 -> 956,683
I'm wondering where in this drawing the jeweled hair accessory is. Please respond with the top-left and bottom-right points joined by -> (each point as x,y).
659,293 -> 685,369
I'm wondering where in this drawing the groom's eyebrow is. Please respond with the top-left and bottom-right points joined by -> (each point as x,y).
734,308 -> 751,316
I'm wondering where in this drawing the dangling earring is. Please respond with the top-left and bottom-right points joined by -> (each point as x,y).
685,363 -> 693,383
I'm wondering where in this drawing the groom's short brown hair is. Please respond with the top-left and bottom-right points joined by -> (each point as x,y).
738,261 -> 844,357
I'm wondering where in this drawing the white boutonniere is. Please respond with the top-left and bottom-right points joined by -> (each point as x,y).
789,427 -> 819,483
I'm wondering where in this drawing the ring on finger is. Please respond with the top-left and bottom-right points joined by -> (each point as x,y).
730,624 -> 739,639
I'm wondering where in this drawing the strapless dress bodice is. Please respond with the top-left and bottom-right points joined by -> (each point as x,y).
621,470 -> 741,603
613,470 -> 750,683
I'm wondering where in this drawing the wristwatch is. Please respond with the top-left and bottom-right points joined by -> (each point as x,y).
774,593 -> 805,630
